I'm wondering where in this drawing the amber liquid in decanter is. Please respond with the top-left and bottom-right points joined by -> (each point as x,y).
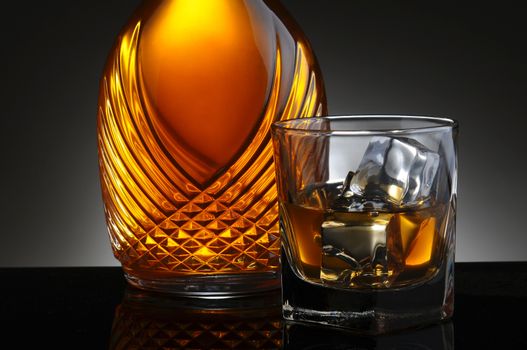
97,0 -> 326,291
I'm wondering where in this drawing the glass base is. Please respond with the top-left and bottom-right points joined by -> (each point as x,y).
124,269 -> 281,296
281,248 -> 454,334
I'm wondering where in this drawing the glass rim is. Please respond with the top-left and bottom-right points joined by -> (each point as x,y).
271,115 -> 458,136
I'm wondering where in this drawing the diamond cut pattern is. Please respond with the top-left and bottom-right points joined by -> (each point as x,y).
133,193 -> 282,273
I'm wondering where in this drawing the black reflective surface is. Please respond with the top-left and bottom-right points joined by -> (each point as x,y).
0,263 -> 525,348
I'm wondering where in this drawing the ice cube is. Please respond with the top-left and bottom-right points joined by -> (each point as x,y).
320,211 -> 401,288
297,181 -> 343,209
343,136 -> 440,208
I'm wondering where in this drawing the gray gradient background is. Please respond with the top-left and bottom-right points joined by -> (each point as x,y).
1,0 -> 525,266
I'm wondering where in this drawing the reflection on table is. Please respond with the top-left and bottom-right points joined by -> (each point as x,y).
109,287 -> 283,349
284,321 -> 453,350
109,287 -> 453,349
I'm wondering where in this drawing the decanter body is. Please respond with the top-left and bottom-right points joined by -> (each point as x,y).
97,0 -> 326,294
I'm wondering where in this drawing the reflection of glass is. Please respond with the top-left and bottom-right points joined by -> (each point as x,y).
283,321 -> 454,349
97,0 -> 326,295
109,288 -> 282,349
272,116 -> 458,333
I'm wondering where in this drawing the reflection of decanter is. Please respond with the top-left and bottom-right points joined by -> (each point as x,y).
109,288 -> 282,349
97,0 -> 326,293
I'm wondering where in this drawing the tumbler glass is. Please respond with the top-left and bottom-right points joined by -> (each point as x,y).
271,116 -> 458,334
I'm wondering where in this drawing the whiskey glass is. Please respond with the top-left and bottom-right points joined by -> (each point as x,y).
271,116 -> 458,334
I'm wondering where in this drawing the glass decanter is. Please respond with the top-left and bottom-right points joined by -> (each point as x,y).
97,0 -> 326,294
